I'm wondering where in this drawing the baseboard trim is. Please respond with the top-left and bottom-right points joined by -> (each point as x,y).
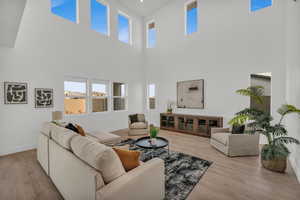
289,156 -> 300,183
0,144 -> 36,157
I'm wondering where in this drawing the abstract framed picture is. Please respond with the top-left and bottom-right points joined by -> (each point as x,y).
4,82 -> 28,104
35,88 -> 54,108
177,79 -> 204,109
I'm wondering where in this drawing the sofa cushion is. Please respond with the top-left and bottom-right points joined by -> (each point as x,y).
130,122 -> 147,129
86,131 -> 122,145
51,125 -> 78,150
71,136 -> 126,184
211,133 -> 230,146
113,148 -> 141,172
137,114 -> 145,122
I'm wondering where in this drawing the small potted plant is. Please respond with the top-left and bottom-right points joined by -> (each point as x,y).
150,124 -> 159,145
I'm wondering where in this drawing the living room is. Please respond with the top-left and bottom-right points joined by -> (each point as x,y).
0,0 -> 300,200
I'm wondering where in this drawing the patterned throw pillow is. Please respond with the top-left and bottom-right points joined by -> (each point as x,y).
129,114 -> 139,124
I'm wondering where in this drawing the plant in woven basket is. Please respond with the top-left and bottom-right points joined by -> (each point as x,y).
229,86 -> 300,172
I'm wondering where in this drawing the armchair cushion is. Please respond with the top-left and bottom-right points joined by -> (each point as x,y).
137,114 -> 145,122
130,122 -> 148,129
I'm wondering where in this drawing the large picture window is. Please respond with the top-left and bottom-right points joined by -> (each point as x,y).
185,0 -> 198,35
113,82 -> 127,111
64,79 -> 87,114
51,0 -> 77,23
91,0 -> 109,35
91,81 -> 109,112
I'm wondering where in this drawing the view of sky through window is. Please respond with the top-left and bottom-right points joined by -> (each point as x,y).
149,84 -> 155,97
92,83 -> 107,96
148,24 -> 156,48
64,81 -> 86,96
91,0 -> 108,35
186,3 -> 198,35
51,0 -> 77,23
251,0 -> 272,12
118,14 -> 130,44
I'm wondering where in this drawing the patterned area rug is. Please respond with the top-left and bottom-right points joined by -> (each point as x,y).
130,146 -> 212,200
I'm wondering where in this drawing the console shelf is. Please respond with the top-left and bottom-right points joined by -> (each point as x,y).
160,113 -> 223,137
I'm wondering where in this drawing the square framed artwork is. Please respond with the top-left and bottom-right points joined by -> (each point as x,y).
4,82 -> 28,104
177,79 -> 204,109
35,88 -> 54,108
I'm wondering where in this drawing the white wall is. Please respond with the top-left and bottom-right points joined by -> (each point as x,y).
286,0 -> 300,183
0,0 -> 145,156
143,0 -> 287,145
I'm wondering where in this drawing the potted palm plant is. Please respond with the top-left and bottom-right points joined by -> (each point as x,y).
230,86 -> 300,173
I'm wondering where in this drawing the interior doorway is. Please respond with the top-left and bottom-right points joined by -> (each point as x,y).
250,72 -> 271,115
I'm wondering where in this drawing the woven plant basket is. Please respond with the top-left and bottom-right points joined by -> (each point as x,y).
261,157 -> 287,173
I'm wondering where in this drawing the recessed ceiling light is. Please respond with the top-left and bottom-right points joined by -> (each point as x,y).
140,0 -> 143,2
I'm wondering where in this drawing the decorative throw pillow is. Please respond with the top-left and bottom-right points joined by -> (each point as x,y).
65,123 -> 79,133
113,148 -> 141,172
232,124 -> 245,134
129,114 -> 139,124
75,124 -> 86,136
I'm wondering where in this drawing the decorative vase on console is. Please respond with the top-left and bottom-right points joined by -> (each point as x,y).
149,124 -> 159,145
167,100 -> 175,114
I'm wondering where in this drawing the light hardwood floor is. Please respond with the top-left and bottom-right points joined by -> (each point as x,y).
0,130 -> 299,200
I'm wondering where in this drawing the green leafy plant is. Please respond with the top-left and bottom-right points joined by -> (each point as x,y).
150,124 -> 159,138
229,86 -> 300,161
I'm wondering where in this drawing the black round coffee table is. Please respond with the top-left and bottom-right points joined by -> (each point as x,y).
135,136 -> 170,158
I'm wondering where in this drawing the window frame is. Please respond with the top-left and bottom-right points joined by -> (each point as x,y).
51,0 -> 79,24
147,83 -> 156,110
146,20 -> 156,48
90,79 -> 110,113
64,77 -> 89,115
249,0 -> 273,13
184,0 -> 198,36
117,11 -> 132,45
90,0 -> 110,36
112,82 -> 128,112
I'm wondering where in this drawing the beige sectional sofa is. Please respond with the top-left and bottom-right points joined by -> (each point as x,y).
37,122 -> 165,200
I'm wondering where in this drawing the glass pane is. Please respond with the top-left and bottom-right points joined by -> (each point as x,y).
113,97 -> 126,111
118,14 -> 130,43
92,83 -> 107,97
64,81 -> 86,96
51,0 -> 77,23
149,97 -> 155,109
92,98 -> 108,112
148,84 -> 155,97
186,5 -> 197,35
64,97 -> 86,114
91,0 -> 108,35
113,82 -> 126,97
148,27 -> 156,48
251,0 -> 272,12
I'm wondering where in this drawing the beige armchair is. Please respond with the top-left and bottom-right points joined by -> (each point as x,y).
128,114 -> 149,136
210,128 -> 260,157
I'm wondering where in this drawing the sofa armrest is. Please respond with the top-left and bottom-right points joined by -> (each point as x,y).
97,158 -> 165,200
211,128 -> 230,134
227,134 -> 260,156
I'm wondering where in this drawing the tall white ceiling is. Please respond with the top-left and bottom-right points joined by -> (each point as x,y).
116,0 -> 172,17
